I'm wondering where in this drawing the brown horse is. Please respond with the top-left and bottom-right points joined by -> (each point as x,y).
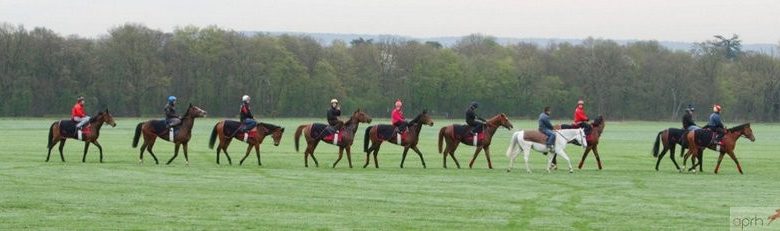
438,114 -> 513,169
132,104 -> 207,165
294,109 -> 372,168
362,110 -> 434,168
46,109 -> 117,162
682,123 -> 755,174
552,116 -> 606,169
208,120 -> 285,165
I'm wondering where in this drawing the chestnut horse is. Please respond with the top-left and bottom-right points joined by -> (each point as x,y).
682,123 -> 755,174
552,115 -> 606,170
294,109 -> 372,168
438,113 -> 513,169
46,109 -> 117,162
362,110 -> 434,168
132,104 -> 207,165
208,120 -> 285,165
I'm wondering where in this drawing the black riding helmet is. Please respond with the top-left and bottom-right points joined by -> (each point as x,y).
686,104 -> 695,112
470,101 -> 479,109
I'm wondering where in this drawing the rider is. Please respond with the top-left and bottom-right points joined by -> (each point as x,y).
164,96 -> 181,129
703,104 -> 725,148
682,104 -> 700,131
466,101 -> 486,134
326,99 -> 343,134
391,99 -> 408,133
573,99 -> 591,133
539,106 -> 555,151
239,95 -> 257,133
71,96 -> 89,130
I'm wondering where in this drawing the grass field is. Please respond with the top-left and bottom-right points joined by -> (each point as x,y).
0,117 -> 778,230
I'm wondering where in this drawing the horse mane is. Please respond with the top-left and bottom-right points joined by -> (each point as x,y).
258,122 -> 282,131
728,123 -> 750,133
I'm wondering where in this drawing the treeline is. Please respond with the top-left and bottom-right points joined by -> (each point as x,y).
1,23 -> 779,121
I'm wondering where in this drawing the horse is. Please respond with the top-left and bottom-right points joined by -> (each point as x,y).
438,114 -> 513,169
46,109 -> 117,162
362,110 -> 434,168
294,109 -> 372,168
651,128 -> 703,172
552,115 -> 606,169
132,104 -> 207,165
505,128 -> 588,173
682,123 -> 755,174
208,120 -> 285,166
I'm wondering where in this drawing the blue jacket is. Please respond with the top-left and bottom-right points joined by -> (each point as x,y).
707,112 -> 724,128
538,112 -> 553,130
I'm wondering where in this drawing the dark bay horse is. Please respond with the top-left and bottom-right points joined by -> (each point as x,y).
294,109 -> 372,168
208,120 -> 285,166
651,128 -> 700,172
46,109 -> 116,162
552,116 -> 606,170
132,104 -> 207,165
362,110 -> 434,168
682,123 -> 755,174
438,113 -> 513,169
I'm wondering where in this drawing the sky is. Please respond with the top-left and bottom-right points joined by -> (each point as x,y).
1,0 -> 779,44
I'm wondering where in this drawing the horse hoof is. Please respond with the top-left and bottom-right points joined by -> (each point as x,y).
506,169 -> 511,172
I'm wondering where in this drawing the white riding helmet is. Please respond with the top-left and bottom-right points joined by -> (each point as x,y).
331,99 -> 339,104
242,95 -> 250,102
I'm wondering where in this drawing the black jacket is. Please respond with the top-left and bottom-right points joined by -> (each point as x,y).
240,103 -> 254,122
164,104 -> 179,119
682,113 -> 696,129
465,108 -> 485,126
327,107 -> 341,126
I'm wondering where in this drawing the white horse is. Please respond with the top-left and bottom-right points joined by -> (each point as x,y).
505,128 -> 587,173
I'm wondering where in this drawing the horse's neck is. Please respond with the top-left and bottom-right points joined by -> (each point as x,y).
409,121 -> 424,137
91,118 -> 104,134
485,122 -> 499,136
181,114 -> 196,132
727,129 -> 743,141
344,117 -> 359,134
558,130 -> 578,141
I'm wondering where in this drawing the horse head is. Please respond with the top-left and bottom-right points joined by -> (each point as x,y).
101,109 -> 117,127
352,109 -> 372,124
186,104 -> 208,118
270,127 -> 285,146
734,123 -> 755,142
489,113 -> 513,130
577,128 -> 588,148
419,110 -> 434,126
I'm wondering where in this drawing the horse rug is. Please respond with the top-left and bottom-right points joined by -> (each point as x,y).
311,123 -> 345,145
453,124 -> 486,146
150,120 -> 180,141
58,120 -> 92,140
376,125 -> 409,144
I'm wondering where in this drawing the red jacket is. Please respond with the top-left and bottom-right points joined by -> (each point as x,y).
574,107 -> 588,123
391,108 -> 405,125
71,103 -> 86,119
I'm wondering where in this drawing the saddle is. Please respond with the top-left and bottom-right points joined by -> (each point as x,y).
376,125 -> 409,143
151,120 -> 180,141
58,120 -> 92,140
223,120 -> 258,142
693,129 -> 718,147
311,123 -> 344,144
453,125 -> 486,146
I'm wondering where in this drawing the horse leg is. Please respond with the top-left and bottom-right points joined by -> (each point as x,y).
697,149 -> 704,173
310,142 -> 320,167
240,144 -> 252,166
58,139 -> 66,162
484,146 -> 493,169
333,147 -> 345,168
93,141 -> 104,163
216,144 -> 222,165
594,146 -> 603,170
183,143 -> 190,166
726,151 -> 743,174
254,144 -> 262,166
669,148 -> 682,172
147,142 -> 159,165
558,151 -> 574,173
412,146 -> 426,169
714,152 -> 726,174
138,142 -> 147,164
546,153 -> 555,173
449,143 -> 461,169
346,146 -> 354,168
47,139 -> 59,162
363,147 -> 371,168
468,146 -> 483,169
400,147 -> 409,168
372,147 -> 379,168
82,142 -> 90,163
579,146 -> 591,169
524,148 -> 532,173
166,143 -> 180,165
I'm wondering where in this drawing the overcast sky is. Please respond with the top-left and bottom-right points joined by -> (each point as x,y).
1,0 -> 779,43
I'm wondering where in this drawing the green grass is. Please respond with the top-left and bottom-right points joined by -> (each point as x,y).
0,117 -> 778,230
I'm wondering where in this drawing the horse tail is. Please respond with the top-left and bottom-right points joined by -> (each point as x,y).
47,122 -> 56,148
363,126 -> 372,153
208,122 -> 219,149
506,131 -> 521,158
438,126 -> 446,154
132,122 -> 143,148
294,125 -> 306,152
652,131 -> 663,157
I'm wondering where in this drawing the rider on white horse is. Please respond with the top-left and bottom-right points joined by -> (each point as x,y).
505,128 -> 587,173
